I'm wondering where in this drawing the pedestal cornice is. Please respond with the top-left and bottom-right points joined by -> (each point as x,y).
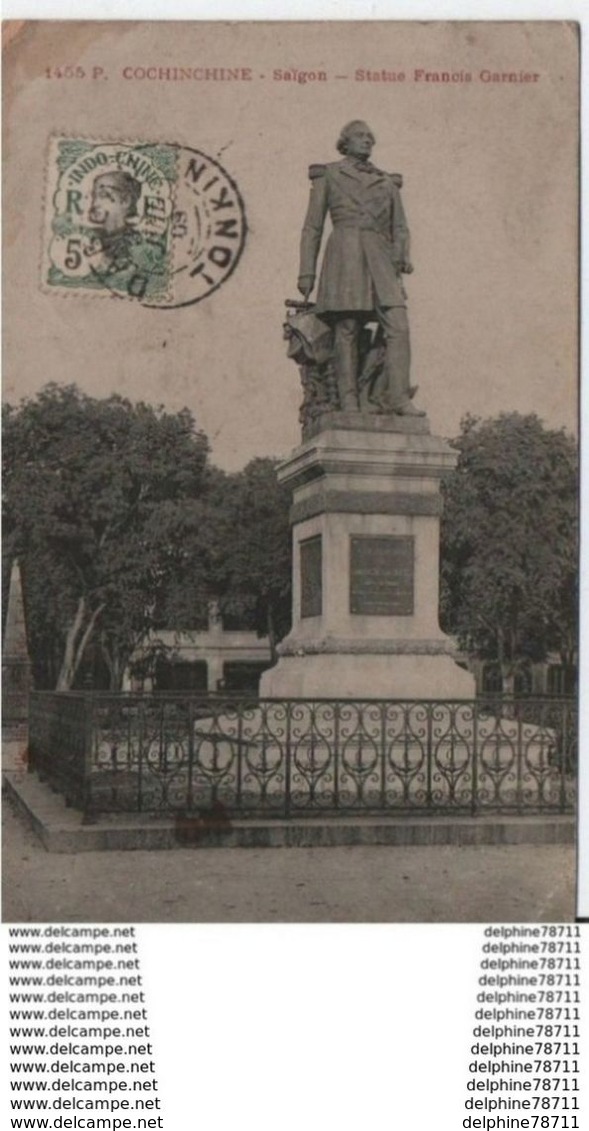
290,489 -> 442,524
277,636 -> 460,658
277,423 -> 458,490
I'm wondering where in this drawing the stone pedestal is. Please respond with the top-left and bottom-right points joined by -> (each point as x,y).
260,412 -> 475,699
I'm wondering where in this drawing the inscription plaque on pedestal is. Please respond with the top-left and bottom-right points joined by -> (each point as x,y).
350,535 -> 414,615
300,535 -> 322,618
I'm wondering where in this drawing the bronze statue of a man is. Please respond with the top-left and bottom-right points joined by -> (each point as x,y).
298,120 -> 424,416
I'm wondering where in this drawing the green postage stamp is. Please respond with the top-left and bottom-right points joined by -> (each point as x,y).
43,136 -> 247,307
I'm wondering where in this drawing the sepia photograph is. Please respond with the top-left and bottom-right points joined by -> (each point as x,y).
2,19 -> 579,923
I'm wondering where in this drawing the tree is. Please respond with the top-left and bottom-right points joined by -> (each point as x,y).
440,413 -> 578,696
3,384 -> 211,689
205,459 -> 292,663
141,459 -> 292,676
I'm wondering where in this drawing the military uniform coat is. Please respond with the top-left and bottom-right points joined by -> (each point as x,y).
299,157 -> 410,314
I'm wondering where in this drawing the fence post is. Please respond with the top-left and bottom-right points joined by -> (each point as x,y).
236,700 -> 243,811
516,703 -> 523,815
137,697 -> 145,813
334,701 -> 340,812
82,693 -> 95,816
375,701 -> 383,810
284,700 -> 291,818
471,701 -> 479,817
559,699 -> 569,814
426,702 -> 433,811
187,697 -> 195,811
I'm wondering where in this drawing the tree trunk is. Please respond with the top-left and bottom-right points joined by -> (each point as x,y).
56,597 -> 86,690
496,626 -> 515,713
109,646 -> 124,692
501,666 -> 515,698
56,597 -> 104,690
101,631 -> 139,691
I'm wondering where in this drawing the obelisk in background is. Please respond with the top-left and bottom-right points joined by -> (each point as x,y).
2,559 -> 33,770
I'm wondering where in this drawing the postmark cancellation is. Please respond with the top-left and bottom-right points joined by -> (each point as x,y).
42,137 -> 246,308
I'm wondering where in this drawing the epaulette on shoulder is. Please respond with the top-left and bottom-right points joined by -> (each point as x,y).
308,163 -> 326,179
390,172 -> 403,188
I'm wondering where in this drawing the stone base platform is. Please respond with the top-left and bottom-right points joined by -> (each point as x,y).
3,772 -> 574,853
261,648 -> 474,699
303,410 -> 431,440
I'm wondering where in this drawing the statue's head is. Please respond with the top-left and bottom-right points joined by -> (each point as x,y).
336,120 -> 376,158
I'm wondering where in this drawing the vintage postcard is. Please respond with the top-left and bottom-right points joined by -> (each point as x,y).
2,20 -> 580,925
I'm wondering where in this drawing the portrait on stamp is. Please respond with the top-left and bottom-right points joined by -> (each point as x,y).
43,138 -> 246,306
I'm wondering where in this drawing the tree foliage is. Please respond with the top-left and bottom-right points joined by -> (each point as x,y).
151,457 -> 293,658
223,458 -> 292,658
3,384 -> 211,689
194,458 -> 292,662
440,413 -> 578,694
3,386 -> 293,689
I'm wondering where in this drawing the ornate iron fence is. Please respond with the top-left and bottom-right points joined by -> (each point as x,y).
27,693 -> 576,819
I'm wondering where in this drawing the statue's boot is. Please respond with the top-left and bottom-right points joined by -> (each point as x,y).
394,400 -> 426,417
377,307 -> 425,415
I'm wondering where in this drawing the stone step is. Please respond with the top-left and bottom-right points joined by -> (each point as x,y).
3,771 -> 575,855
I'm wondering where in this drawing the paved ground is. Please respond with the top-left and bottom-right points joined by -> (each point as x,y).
2,795 -> 575,923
